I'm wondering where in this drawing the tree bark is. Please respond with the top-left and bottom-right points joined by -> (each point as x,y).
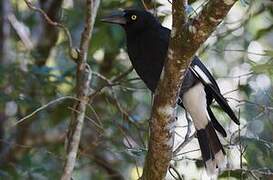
141,0 -> 237,179
61,0 -> 100,179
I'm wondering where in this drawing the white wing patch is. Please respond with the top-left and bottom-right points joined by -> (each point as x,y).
191,65 -> 212,84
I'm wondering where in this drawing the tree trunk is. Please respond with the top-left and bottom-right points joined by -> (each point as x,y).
141,0 -> 237,179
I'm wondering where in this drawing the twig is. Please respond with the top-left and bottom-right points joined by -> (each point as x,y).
87,105 -> 103,126
211,49 -> 271,57
110,88 -> 146,147
0,139 -> 32,149
250,168 -> 273,176
169,164 -> 184,180
13,96 -> 80,126
249,171 -> 260,180
238,77 -> 243,179
173,149 -> 200,159
173,133 -> 196,155
88,67 -> 133,100
227,168 -> 273,177
67,107 -> 104,132
23,0 -> 73,54
173,111 -> 193,154
90,68 -> 144,136
111,66 -> 134,82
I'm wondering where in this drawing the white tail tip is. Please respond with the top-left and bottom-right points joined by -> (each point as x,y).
205,151 -> 226,176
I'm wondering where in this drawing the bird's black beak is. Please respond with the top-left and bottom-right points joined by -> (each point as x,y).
101,11 -> 126,25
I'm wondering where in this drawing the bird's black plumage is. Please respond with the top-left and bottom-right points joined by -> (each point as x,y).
102,9 -> 239,174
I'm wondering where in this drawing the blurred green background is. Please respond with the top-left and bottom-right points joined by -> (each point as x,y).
0,0 -> 273,179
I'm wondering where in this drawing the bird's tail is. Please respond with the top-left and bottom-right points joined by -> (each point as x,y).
182,83 -> 226,174
196,121 -> 226,175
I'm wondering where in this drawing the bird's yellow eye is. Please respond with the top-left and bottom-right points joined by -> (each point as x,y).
131,15 -> 137,20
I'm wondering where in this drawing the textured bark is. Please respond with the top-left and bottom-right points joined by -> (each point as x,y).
141,0 -> 237,179
61,0 -> 100,179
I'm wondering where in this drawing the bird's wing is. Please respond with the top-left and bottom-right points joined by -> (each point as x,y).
207,106 -> 227,137
183,82 -> 225,174
158,27 -> 170,45
158,26 -> 239,125
190,57 -> 240,125
180,65 -> 227,137
191,56 -> 220,92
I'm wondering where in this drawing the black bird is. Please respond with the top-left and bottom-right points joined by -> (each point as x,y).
102,9 -> 239,174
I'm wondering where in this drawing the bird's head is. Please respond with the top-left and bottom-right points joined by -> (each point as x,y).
101,9 -> 160,33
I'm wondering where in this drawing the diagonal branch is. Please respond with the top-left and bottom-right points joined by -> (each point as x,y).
24,0 -> 75,61
141,0 -> 237,179
13,96 -> 81,126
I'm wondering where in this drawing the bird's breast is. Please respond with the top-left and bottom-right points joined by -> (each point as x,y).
126,32 -> 167,92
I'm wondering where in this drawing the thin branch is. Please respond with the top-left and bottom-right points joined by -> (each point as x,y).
174,112 -> 194,154
226,168 -> 273,177
67,107 -> 104,132
23,0 -> 73,52
110,88 -> 146,147
173,149 -> 200,159
238,77 -> 244,179
87,105 -> 103,126
111,66 -> 134,82
211,48 -> 272,57
169,164 -> 184,180
13,96 -> 80,126
61,0 -> 101,179
88,67 -> 133,100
